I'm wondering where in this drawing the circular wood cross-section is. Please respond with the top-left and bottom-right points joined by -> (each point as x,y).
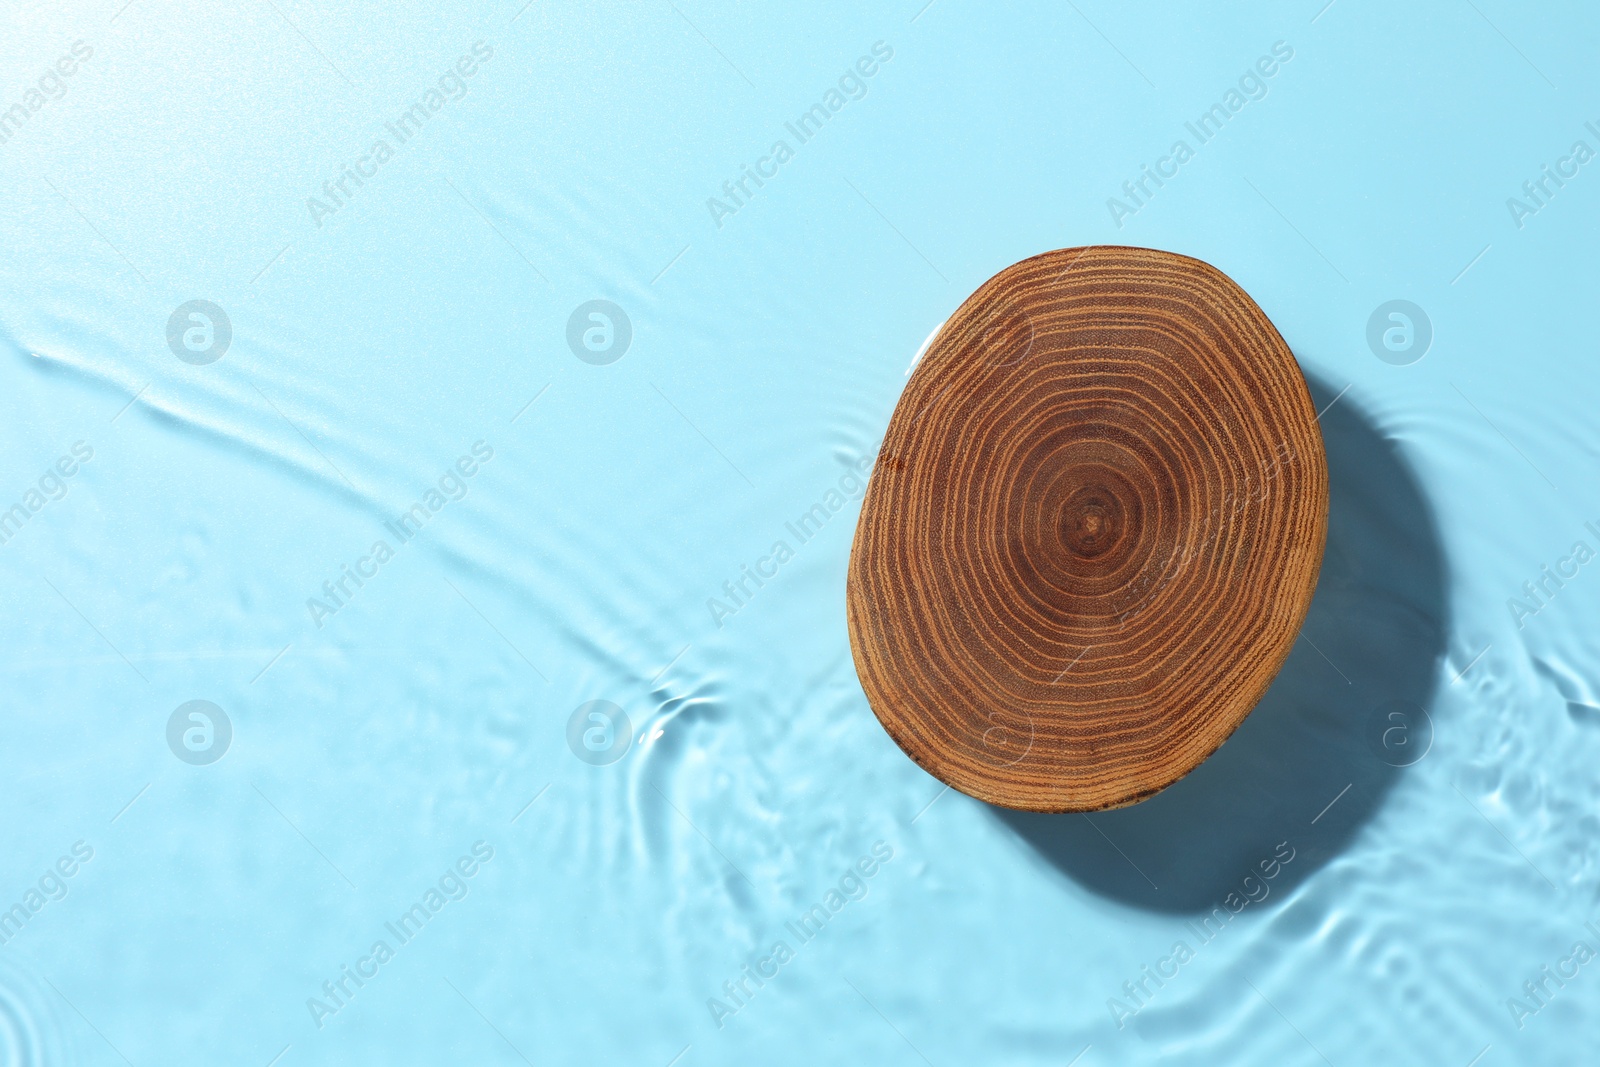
847,246 -> 1328,812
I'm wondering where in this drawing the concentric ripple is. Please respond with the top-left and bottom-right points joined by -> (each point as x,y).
847,246 -> 1328,812
0,959 -> 66,1067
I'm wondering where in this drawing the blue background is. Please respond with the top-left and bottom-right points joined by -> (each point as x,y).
2,0 -> 1598,1063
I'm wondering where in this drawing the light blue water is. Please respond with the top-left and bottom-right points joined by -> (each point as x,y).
1,1 -> 1598,1063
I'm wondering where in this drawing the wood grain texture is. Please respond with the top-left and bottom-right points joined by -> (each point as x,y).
847,246 -> 1328,813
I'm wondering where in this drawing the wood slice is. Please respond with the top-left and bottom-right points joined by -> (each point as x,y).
847,246 -> 1328,813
